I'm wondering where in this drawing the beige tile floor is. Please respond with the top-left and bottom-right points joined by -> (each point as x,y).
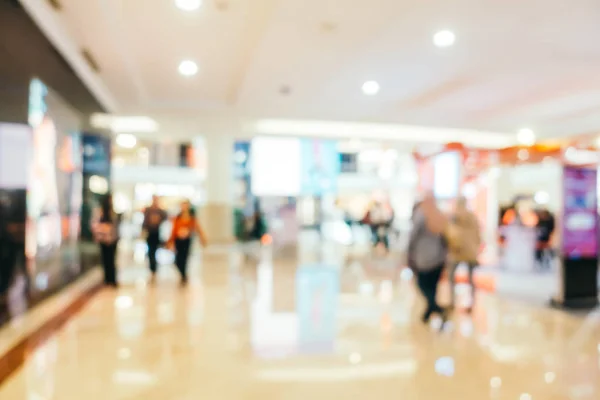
0,247 -> 599,399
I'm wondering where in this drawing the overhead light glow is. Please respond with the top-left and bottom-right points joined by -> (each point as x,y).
90,114 -> 158,133
433,30 -> 456,48
534,191 -> 550,205
116,133 -> 137,149
362,81 -> 380,95
89,175 -> 109,195
253,119 -> 515,148
349,353 -> 362,365
178,60 -> 198,76
517,149 -> 529,161
175,0 -> 202,11
517,128 -> 536,146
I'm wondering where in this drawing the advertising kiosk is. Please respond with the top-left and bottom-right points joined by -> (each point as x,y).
552,150 -> 599,308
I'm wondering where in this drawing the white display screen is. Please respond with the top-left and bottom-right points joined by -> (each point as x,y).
251,137 -> 301,196
433,152 -> 460,199
0,123 -> 32,189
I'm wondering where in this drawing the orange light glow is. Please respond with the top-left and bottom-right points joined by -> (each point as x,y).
261,234 -> 273,245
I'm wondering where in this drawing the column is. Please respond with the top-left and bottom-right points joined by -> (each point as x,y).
200,134 -> 234,244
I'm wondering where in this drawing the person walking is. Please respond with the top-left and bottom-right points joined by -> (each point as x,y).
407,193 -> 449,326
92,194 -> 121,287
167,200 -> 207,285
365,200 -> 394,253
535,209 -> 555,270
447,197 -> 481,312
142,195 -> 167,281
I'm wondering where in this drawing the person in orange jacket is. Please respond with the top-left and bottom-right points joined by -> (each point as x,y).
167,200 -> 207,285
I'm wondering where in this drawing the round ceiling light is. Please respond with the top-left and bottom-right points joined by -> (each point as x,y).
175,0 -> 202,11
178,60 -> 198,76
433,30 -> 456,48
362,80 -> 380,96
116,133 -> 137,149
517,128 -> 536,146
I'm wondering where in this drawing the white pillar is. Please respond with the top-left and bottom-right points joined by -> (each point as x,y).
199,134 -> 234,243
485,167 -> 500,264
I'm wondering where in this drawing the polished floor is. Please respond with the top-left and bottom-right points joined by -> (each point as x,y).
0,245 -> 599,399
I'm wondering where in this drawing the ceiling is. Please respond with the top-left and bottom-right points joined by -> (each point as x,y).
0,0 -> 103,123
20,0 -> 600,141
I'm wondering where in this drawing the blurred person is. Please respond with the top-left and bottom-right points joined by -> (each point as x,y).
167,200 -> 207,285
92,194 -> 121,287
365,200 -> 394,252
447,197 -> 481,311
0,191 -> 28,301
407,193 -> 449,326
535,209 -> 555,270
142,195 -> 168,281
247,206 -> 267,242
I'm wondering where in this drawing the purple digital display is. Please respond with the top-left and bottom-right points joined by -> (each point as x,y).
562,166 -> 598,259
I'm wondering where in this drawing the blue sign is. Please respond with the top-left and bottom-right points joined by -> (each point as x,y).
233,140 -> 254,216
300,139 -> 340,195
233,141 -> 251,179
82,134 -> 111,175
296,265 -> 339,353
28,79 -> 48,127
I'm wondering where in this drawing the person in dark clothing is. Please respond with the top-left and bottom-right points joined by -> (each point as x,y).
248,208 -> 267,241
408,195 -> 449,327
142,195 -> 168,281
92,194 -> 120,287
0,190 -> 28,301
535,209 -> 555,270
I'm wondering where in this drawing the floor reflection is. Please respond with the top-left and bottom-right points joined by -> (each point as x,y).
0,244 -> 598,399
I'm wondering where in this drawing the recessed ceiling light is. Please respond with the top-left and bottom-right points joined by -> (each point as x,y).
178,60 -> 198,76
433,30 -> 456,48
116,133 -> 137,149
517,128 -> 536,146
362,80 -> 380,95
175,0 -> 202,11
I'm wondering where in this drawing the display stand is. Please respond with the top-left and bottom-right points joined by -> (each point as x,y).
551,165 -> 599,309
501,225 -> 536,272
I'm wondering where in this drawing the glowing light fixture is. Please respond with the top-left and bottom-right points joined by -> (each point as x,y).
90,114 -> 158,133
517,149 -> 529,161
433,30 -> 456,48
116,133 -> 137,149
517,128 -> 536,146
89,175 -> 109,194
175,0 -> 202,11
178,60 -> 199,76
362,80 -> 380,95
534,191 -> 550,205
349,353 -> 362,365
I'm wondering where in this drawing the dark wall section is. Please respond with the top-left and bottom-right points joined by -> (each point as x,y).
0,0 -> 105,324
0,0 -> 104,123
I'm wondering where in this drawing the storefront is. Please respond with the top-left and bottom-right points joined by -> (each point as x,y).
415,142 -> 599,308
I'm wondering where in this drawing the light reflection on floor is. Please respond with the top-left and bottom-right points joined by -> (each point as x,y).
0,244 -> 598,399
